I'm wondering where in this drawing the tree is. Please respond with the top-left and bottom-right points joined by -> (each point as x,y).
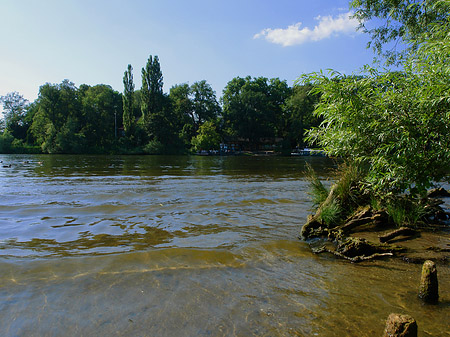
80,84 -> 123,151
191,120 -> 221,152
190,80 -> 221,127
0,92 -> 29,140
282,84 -> 321,148
301,0 -> 450,197
29,80 -> 122,153
222,76 -> 290,149
141,55 -> 164,135
122,64 -> 136,137
350,0 -> 450,64
169,83 -> 195,146
30,80 -> 84,153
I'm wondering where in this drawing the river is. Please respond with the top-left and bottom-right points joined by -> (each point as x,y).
0,154 -> 448,336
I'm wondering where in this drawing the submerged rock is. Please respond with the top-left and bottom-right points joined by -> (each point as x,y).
383,313 -> 417,337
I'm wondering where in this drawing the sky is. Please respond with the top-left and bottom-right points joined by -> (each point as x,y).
0,0 -> 374,107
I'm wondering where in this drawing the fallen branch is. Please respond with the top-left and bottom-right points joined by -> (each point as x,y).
312,246 -> 393,262
379,227 -> 418,243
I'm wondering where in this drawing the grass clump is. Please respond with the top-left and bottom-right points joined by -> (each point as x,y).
305,163 -> 329,208
385,197 -> 427,227
319,199 -> 342,226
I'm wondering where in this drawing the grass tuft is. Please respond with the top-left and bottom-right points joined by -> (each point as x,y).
320,199 -> 342,226
305,163 -> 329,208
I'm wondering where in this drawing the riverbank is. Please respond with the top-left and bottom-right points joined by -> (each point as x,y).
303,192 -> 450,265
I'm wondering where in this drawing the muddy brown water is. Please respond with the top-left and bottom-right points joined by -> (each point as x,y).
0,154 -> 448,336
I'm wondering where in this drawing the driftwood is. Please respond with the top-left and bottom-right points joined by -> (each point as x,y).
339,208 -> 389,233
301,185 -> 339,239
302,204 -> 390,239
312,246 -> 393,262
311,237 -> 403,262
379,227 -> 418,243
427,187 -> 450,198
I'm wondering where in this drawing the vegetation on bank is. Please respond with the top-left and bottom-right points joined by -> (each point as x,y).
0,57 -> 320,155
301,0 -> 450,260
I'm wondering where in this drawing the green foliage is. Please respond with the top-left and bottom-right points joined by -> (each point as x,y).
350,0 -> 450,64
31,80 -> 83,153
300,0 -> 450,231
0,131 -> 14,153
333,162 -> 368,210
319,199 -> 342,226
222,76 -> 290,148
301,33 -> 450,196
169,80 -> 221,139
81,84 -> 122,151
123,64 -> 136,137
191,120 -> 221,152
281,84 -> 321,148
144,139 -> 165,155
141,55 -> 164,135
169,83 -> 194,127
307,162 -> 366,226
190,80 -> 221,126
305,163 -> 329,207
29,80 -> 122,154
385,197 -> 427,226
1,54 -> 325,155
0,92 -> 31,140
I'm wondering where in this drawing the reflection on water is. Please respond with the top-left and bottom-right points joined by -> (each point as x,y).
0,154 -> 448,336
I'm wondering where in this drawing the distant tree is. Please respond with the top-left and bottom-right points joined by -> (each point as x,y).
29,80 -> 122,153
190,80 -> 221,127
169,83 -> 193,126
80,84 -> 122,151
169,83 -> 195,146
191,120 -> 221,152
141,55 -> 164,135
282,84 -> 321,148
0,92 -> 30,140
222,76 -> 290,148
30,80 -> 84,153
122,64 -> 136,137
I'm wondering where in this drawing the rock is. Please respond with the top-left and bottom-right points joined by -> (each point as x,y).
418,260 -> 439,303
383,313 -> 417,337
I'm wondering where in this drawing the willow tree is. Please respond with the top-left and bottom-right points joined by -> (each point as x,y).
302,0 -> 450,199
351,0 -> 449,64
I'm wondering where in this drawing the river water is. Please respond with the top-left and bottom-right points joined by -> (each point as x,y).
0,154 -> 448,336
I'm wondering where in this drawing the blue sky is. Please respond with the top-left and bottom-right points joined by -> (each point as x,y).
0,0 -> 374,105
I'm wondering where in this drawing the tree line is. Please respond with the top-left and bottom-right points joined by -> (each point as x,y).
0,55 -> 320,155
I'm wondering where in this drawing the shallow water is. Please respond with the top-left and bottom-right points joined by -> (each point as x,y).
0,154 -> 448,336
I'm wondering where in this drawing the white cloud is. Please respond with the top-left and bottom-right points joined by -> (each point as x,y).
254,12 -> 359,47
